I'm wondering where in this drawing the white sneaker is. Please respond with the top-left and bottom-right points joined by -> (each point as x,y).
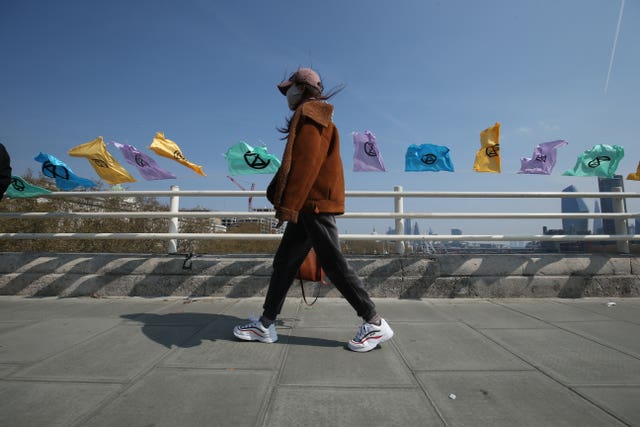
233,318 -> 278,343
348,318 -> 394,352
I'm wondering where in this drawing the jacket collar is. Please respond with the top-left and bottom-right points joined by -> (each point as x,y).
299,100 -> 333,128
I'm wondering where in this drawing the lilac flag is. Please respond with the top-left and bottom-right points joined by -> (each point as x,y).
112,142 -> 176,180
519,139 -> 568,175
353,131 -> 386,172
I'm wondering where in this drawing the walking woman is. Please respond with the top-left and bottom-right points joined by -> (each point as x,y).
233,68 -> 393,352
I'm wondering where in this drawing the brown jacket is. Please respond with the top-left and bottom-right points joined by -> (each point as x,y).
267,100 -> 345,223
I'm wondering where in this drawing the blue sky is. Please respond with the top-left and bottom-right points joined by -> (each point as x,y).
1,0 -> 638,235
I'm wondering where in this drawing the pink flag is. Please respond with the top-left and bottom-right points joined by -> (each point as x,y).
353,130 -> 386,172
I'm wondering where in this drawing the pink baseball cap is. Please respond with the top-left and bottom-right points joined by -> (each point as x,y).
277,68 -> 323,95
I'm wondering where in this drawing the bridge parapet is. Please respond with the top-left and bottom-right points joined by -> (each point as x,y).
1,252 -> 638,298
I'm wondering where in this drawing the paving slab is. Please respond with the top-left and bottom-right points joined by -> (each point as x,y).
377,298 -> 456,322
0,317 -> 121,364
428,300 -> 550,329
574,386 -> 640,426
0,380 -> 120,427
553,320 -> 640,357
295,299 -> 363,328
0,297 -> 100,321
279,327 -> 412,387
416,371 -> 625,427
1,296 -> 639,427
265,386 -> 444,427
495,299 -> 614,322
393,323 -> 532,371
554,298 -> 640,324
222,297 -> 300,322
482,328 -> 640,385
13,324 -> 200,382
81,368 -> 273,427
0,363 -> 19,377
161,317 -> 288,370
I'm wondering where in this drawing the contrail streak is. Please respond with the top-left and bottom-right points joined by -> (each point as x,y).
604,0 -> 625,94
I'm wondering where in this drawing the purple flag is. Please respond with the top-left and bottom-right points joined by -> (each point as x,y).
519,139 -> 568,175
353,131 -> 386,172
112,142 -> 176,180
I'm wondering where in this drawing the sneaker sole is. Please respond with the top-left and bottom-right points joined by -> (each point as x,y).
348,330 -> 394,352
233,329 -> 278,343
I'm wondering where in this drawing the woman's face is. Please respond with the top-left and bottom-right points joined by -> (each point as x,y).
286,84 -> 304,110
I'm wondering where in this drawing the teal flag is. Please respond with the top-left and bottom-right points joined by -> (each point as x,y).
6,176 -> 52,198
562,144 -> 624,178
224,142 -> 281,175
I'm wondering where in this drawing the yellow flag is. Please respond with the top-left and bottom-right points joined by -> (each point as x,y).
149,132 -> 206,176
473,122 -> 501,173
68,137 -> 136,184
627,161 -> 640,181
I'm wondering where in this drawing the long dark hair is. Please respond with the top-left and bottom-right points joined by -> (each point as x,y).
277,83 -> 345,138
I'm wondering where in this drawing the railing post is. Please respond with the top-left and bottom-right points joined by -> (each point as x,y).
612,186 -> 629,254
168,185 -> 180,254
394,185 -> 405,254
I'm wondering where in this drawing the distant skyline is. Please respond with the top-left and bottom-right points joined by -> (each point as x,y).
1,0 -> 638,235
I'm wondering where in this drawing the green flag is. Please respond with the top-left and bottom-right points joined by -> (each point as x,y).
562,144 -> 624,178
224,141 -> 281,175
6,176 -> 52,198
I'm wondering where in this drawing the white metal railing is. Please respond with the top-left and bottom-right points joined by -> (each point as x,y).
1,185 -> 639,254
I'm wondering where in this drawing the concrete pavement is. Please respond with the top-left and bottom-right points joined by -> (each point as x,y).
0,296 -> 639,426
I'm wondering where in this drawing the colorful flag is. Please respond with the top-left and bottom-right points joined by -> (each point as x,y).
473,122 -> 501,173
6,176 -> 52,198
562,144 -> 624,178
519,139 -> 568,175
68,137 -> 136,185
353,130 -> 386,172
112,142 -> 176,180
223,141 -> 281,175
34,152 -> 96,190
405,144 -> 454,172
149,132 -> 205,176
627,161 -> 640,181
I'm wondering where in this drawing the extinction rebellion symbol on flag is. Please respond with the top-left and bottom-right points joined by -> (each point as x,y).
91,158 -> 108,168
363,142 -> 378,157
10,177 -> 25,192
421,153 -> 437,165
243,151 -> 271,169
485,145 -> 500,157
42,160 -> 70,180
588,156 -> 611,168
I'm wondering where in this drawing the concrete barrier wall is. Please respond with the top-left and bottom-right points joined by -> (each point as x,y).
1,252 -> 639,298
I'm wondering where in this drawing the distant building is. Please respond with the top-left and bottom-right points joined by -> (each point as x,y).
593,201 -> 603,234
561,185 -> 589,234
404,218 -> 412,235
598,175 -> 626,234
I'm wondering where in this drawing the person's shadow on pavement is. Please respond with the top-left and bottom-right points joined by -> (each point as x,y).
122,312 -> 347,349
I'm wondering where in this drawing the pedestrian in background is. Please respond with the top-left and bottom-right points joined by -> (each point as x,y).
0,143 -> 11,200
233,68 -> 394,352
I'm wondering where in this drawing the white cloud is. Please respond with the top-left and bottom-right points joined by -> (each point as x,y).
538,121 -> 560,132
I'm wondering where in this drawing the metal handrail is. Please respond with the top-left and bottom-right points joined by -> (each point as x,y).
0,211 -> 637,220
2,186 -> 638,254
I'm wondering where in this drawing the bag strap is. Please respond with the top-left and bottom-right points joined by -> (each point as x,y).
299,278 -> 321,306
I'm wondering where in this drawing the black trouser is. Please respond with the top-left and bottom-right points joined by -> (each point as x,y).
262,212 -> 377,321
